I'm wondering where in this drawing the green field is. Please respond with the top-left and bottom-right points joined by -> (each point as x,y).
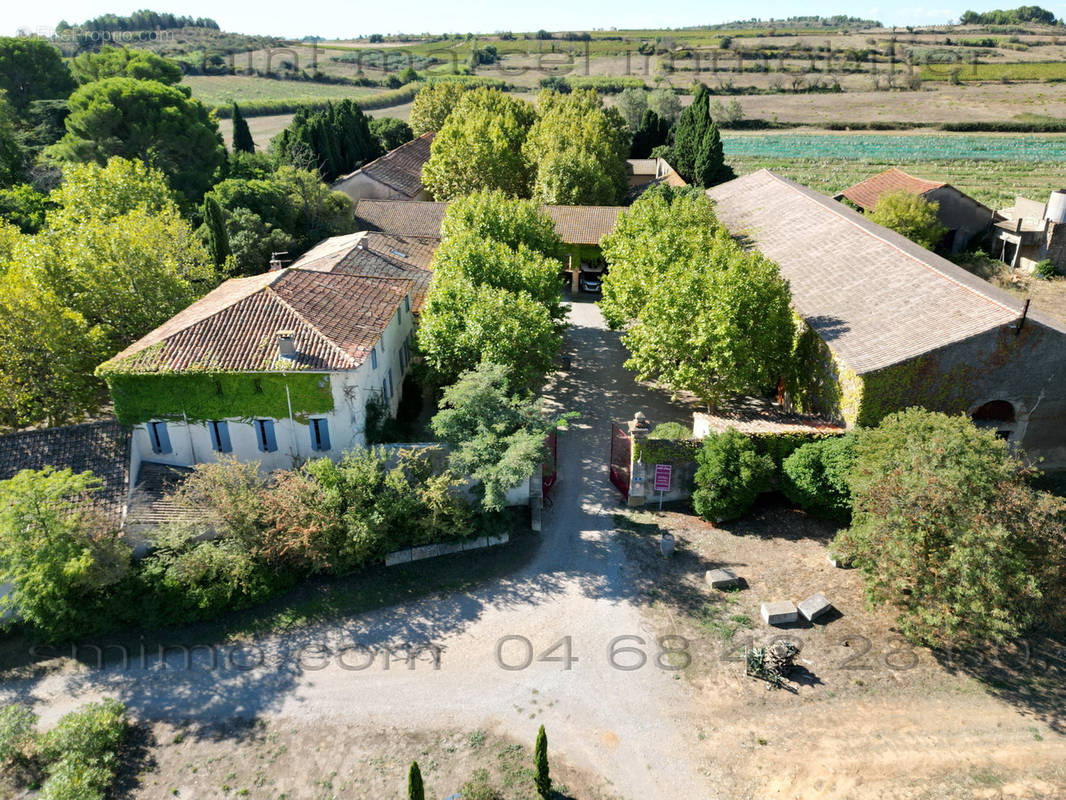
921,60 -> 1066,81
727,154 -> 1064,208
182,75 -> 382,106
723,133 -> 1066,162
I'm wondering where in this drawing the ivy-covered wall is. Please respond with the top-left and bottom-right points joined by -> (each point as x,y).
787,322 -> 863,426
103,372 -> 335,426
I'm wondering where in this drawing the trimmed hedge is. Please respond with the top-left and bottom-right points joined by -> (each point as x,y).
692,430 -> 775,523
780,434 -> 856,522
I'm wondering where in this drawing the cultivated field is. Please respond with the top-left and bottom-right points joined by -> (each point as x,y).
183,75 -> 382,107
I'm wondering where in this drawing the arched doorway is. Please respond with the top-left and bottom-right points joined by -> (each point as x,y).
971,400 -> 1017,440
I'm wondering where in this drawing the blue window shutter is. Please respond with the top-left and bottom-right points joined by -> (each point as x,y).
210,421 -> 232,453
257,420 -> 277,452
150,421 -> 172,455
405,295 -> 410,312
388,369 -> 394,397
371,348 -> 378,369
310,418 -> 331,451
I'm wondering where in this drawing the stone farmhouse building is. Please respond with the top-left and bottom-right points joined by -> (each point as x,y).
710,170 -> 1066,467
332,131 -> 435,203
835,167 -> 993,254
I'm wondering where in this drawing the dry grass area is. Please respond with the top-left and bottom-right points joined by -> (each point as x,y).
614,500 -> 1066,799
114,722 -> 617,800
955,252 -> 1066,325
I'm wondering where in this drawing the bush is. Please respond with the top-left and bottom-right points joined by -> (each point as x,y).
37,699 -> 127,767
649,422 -> 692,440
692,430 -> 774,523
39,758 -> 113,800
1034,259 -> 1059,279
834,408 -> 1066,647
0,704 -> 37,769
780,435 -> 856,522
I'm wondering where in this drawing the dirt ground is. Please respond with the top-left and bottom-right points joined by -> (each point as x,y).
117,722 -> 617,800
613,499 -> 1066,799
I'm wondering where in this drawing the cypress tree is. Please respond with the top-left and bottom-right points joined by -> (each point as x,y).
631,108 -> 670,158
534,725 -> 551,798
231,102 -> 256,154
670,84 -> 709,182
202,195 -> 230,268
692,119 -> 729,188
408,761 -> 424,800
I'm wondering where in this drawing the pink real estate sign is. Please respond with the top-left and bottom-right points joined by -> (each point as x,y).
653,464 -> 672,493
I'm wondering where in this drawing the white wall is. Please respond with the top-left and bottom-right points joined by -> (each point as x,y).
130,292 -> 418,479
333,172 -> 410,203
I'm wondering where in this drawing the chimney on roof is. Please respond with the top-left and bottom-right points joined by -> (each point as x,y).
269,251 -> 289,271
277,330 -> 297,359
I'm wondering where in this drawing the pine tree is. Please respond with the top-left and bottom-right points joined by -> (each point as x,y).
231,102 -> 256,154
534,725 -> 551,798
202,195 -> 230,268
408,761 -> 424,800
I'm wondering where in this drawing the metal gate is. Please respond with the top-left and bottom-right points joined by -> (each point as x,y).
609,422 -> 632,500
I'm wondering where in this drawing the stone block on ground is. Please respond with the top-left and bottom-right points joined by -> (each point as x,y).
705,568 -> 742,590
761,601 -> 798,626
798,593 -> 833,623
461,536 -> 488,552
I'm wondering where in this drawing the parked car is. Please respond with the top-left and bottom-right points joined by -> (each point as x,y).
578,271 -> 602,293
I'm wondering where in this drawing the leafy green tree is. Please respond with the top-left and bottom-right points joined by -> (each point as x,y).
0,38 -> 75,115
599,185 -> 720,328
781,435 -> 856,522
692,430 -> 775,523
221,207 -> 295,276
422,88 -> 536,199
370,116 -> 413,151
867,190 -> 948,251
616,87 -> 648,130
0,98 -> 25,188
648,88 -> 681,124
231,102 -> 256,154
431,363 -> 571,510
524,89 -> 630,205
534,725 -> 551,798
833,409 -> 1066,647
630,109 -> 671,159
408,761 -> 424,800
0,184 -> 51,233
46,77 -> 224,200
202,194 -> 231,268
408,81 -> 469,136
0,704 -> 37,770
670,85 -> 732,188
0,468 -> 131,641
69,46 -> 183,85
621,229 -> 793,407
439,190 -> 561,258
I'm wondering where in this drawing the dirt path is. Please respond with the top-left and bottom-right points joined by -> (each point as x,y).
4,297 -> 712,798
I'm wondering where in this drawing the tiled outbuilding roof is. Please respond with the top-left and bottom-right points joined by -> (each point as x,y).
707,170 -> 1029,375
102,269 -> 412,374
0,420 -> 130,527
837,167 -> 946,211
290,231 -> 435,312
354,200 -> 624,245
337,131 -> 435,198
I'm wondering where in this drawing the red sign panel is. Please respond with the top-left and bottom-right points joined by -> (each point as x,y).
653,464 -> 672,492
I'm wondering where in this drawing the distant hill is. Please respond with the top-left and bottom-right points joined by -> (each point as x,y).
58,10 -> 219,33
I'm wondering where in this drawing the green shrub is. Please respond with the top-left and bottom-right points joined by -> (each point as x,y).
649,422 -> 693,440
460,768 -> 501,800
39,757 -> 113,800
692,430 -> 775,523
1034,259 -> 1059,279
781,435 -> 856,522
37,699 -> 127,767
0,704 -> 37,768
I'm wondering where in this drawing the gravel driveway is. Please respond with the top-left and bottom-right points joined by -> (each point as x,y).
8,297 -> 711,798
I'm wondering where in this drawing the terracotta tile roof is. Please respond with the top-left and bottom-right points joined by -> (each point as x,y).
707,170 -> 1028,375
695,398 -> 845,436
339,131 -> 435,198
839,167 -> 946,211
354,200 -> 623,245
291,231 -> 435,313
103,270 -> 412,374
0,420 -> 130,527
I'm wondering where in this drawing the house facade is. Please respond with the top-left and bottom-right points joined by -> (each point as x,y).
710,170 -> 1066,467
98,268 -> 417,476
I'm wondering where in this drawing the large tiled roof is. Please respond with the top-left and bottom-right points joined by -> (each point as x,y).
707,170 -> 1030,375
103,269 -> 412,374
0,421 -> 130,527
838,167 -> 946,211
340,131 -> 434,198
354,200 -> 623,245
290,231 -> 435,312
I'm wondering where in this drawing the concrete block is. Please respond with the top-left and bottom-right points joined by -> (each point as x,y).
385,549 -> 412,566
761,601 -> 798,626
411,544 -> 441,561
705,568 -> 742,590
798,593 -> 833,623
486,533 -> 509,547
437,542 -> 462,556
461,536 -> 488,552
